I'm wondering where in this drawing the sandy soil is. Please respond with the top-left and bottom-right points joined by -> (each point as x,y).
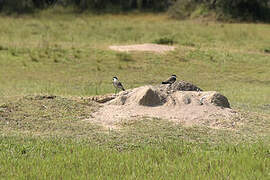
109,43 -> 175,53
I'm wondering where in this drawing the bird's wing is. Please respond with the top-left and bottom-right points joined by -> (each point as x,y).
118,81 -> 124,88
118,81 -> 125,90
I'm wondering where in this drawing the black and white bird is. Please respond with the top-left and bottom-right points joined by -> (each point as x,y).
113,76 -> 125,94
162,75 -> 177,84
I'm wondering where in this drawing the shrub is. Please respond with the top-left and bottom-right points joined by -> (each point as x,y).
153,37 -> 174,45
264,48 -> 270,54
168,0 -> 270,22
75,0 -> 174,12
1,0 -> 34,13
168,0 -> 199,19
216,0 -> 270,21
0,0 -> 174,13
0,0 -> 58,13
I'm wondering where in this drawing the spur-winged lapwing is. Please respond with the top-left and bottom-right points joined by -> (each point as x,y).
113,77 -> 125,94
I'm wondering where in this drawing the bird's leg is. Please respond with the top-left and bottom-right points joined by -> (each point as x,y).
115,88 -> 117,95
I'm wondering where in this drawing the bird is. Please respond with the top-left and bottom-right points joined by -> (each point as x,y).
162,75 -> 177,84
113,77 -> 125,94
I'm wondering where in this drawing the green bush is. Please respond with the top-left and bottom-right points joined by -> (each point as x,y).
75,0 -> 173,12
153,37 -> 174,45
169,0 -> 270,22
0,0 -> 60,13
264,48 -> 270,54
0,0 -> 34,13
0,0 -> 173,13
168,0 -> 199,19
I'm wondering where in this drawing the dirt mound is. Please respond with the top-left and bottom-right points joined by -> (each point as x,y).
107,84 -> 229,108
109,43 -> 175,53
89,81 -> 237,129
0,95 -> 97,136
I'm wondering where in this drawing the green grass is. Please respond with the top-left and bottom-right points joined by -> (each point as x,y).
0,137 -> 269,179
0,97 -> 269,178
0,13 -> 269,112
0,10 -> 269,179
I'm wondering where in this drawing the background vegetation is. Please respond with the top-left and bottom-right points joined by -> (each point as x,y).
169,0 -> 270,22
0,0 -> 270,21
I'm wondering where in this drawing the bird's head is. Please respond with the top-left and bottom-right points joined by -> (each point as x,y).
172,75 -> 177,78
113,77 -> 118,81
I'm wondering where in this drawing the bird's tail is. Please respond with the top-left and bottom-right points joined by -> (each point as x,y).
122,87 -> 125,91
162,81 -> 168,84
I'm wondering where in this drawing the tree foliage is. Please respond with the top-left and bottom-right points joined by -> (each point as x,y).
0,0 -> 173,13
169,0 -> 270,21
0,0 -> 269,22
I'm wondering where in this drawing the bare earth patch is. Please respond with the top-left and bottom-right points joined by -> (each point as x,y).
89,81 -> 239,129
109,43 -> 175,53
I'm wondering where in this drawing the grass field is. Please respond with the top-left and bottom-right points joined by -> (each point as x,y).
0,10 -> 269,179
